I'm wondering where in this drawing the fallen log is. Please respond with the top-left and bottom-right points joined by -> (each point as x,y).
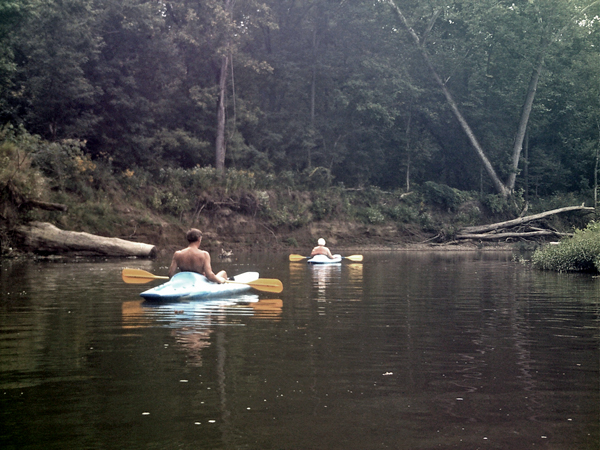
461,205 -> 594,234
16,221 -> 156,257
456,230 -> 572,241
24,199 -> 68,212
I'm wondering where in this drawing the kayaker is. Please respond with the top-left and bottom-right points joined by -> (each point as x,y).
310,238 -> 334,259
168,228 -> 228,283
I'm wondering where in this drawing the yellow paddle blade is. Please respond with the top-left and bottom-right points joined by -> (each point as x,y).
226,278 -> 284,294
122,268 -> 169,284
289,254 -> 308,262
344,255 -> 363,262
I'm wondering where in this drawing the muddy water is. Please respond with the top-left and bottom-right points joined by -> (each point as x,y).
0,251 -> 598,449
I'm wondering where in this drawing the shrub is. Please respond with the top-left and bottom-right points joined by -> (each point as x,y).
366,207 -> 385,224
0,141 -> 47,201
310,191 -> 342,220
532,221 -> 600,272
387,204 -> 418,223
285,237 -> 298,247
421,181 -> 464,212
150,190 -> 191,217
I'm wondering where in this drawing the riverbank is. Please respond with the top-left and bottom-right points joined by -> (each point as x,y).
1,148 -> 586,259
3,214 -> 518,261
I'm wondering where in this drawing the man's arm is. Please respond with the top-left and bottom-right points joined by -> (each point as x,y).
168,254 -> 178,278
202,252 -> 225,283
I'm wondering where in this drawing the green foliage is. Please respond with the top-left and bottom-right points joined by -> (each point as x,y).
265,203 -> 312,229
365,207 -> 385,224
31,138 -> 98,198
0,125 -> 47,202
387,204 -> 419,223
284,237 -> 298,247
481,190 -> 525,217
310,193 -> 334,221
532,221 -> 600,273
530,192 -> 590,214
0,0 -> 597,197
150,190 -> 191,217
481,194 -> 510,215
418,212 -> 436,232
454,205 -> 482,227
420,181 -> 466,212
63,200 -> 124,232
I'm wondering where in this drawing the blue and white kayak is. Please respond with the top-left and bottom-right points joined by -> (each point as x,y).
140,271 -> 259,301
307,254 -> 343,264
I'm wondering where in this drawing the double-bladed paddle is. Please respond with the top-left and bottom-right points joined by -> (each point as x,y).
288,254 -> 363,262
225,278 -> 283,294
121,268 -> 283,294
122,268 -> 169,284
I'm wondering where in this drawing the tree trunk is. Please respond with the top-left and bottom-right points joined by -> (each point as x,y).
461,205 -> 594,234
506,43 -> 547,192
16,222 -> 157,257
456,230 -> 570,240
215,52 -> 229,172
405,111 -> 412,192
24,199 -> 68,212
215,0 -> 233,173
595,118 -> 599,210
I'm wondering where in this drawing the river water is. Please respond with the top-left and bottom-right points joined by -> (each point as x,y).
0,251 -> 598,450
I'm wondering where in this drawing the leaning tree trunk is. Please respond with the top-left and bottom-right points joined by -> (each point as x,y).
460,205 -> 594,235
506,43 -> 546,192
387,0 -> 510,197
387,0 -> 600,198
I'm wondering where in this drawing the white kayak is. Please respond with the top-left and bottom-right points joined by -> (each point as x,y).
140,271 -> 259,301
307,254 -> 343,264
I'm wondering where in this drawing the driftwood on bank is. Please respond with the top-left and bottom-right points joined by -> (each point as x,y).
16,222 -> 156,257
461,205 -> 594,234
456,230 -> 571,240
24,199 -> 68,212
456,205 -> 594,242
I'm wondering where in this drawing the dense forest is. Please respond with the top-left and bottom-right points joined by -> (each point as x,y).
1,0 -> 598,194
0,0 -> 599,255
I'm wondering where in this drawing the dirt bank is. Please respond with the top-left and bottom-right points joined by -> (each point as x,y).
105,211 -> 515,260
2,190 -> 520,259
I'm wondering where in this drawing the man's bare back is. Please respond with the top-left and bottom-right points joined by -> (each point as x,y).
168,229 -> 227,283
310,238 -> 334,259
171,247 -> 210,274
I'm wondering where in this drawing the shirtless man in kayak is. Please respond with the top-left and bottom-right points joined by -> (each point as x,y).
310,238 -> 335,259
168,228 -> 228,283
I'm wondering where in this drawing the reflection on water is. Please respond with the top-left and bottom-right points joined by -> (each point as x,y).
122,296 -> 282,367
0,252 -> 598,450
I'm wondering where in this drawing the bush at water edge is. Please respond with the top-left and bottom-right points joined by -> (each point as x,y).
532,221 -> 600,273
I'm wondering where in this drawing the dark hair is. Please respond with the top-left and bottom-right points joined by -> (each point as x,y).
186,228 -> 203,243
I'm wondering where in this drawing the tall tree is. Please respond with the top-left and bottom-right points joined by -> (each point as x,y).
10,0 -> 101,140
386,0 -> 600,197
215,0 -> 233,173
0,0 -> 27,123
165,0 -> 274,171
